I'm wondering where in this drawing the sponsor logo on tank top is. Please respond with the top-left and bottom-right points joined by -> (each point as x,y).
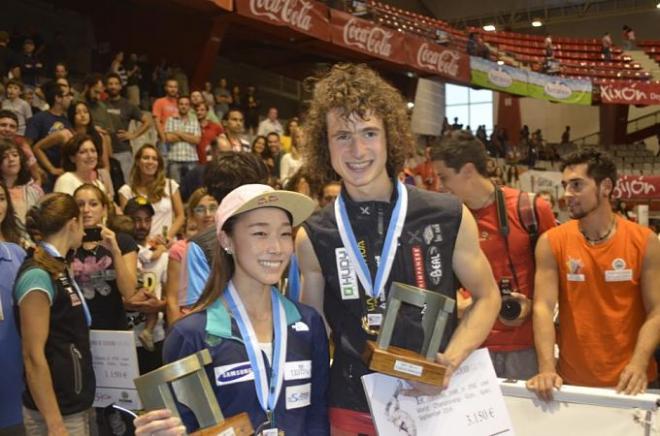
335,247 -> 359,300
423,224 -> 443,245
411,246 -> 427,289
426,245 -> 443,286
566,257 -> 585,282
605,257 -> 632,282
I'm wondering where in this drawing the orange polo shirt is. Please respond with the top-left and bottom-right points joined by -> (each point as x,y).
546,216 -> 656,386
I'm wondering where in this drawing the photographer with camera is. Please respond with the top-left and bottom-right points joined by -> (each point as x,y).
431,131 -> 555,380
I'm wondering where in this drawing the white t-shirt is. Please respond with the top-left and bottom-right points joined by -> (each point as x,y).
128,244 -> 168,347
118,179 -> 179,238
53,171 -> 108,196
279,153 -> 302,186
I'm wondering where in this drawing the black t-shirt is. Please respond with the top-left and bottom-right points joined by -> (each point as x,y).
105,97 -> 143,153
72,232 -> 137,330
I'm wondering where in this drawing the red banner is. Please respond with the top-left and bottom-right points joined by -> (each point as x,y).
212,0 -> 233,10
612,175 -> 660,200
406,35 -> 470,83
236,0 -> 331,41
330,9 -> 407,65
600,81 -> 660,105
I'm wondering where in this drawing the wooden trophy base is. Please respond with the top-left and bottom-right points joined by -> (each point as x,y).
191,412 -> 254,435
362,340 -> 446,386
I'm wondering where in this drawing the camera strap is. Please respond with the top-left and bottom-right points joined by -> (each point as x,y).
494,186 -> 522,291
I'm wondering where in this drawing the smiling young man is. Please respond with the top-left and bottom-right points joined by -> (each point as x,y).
527,149 -> 660,401
296,63 -> 500,435
431,130 -> 556,381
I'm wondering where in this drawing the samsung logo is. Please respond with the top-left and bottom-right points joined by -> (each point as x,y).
214,362 -> 255,386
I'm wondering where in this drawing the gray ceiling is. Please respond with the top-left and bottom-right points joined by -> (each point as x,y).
417,0 -> 656,28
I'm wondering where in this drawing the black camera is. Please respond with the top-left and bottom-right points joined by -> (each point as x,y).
499,278 -> 521,321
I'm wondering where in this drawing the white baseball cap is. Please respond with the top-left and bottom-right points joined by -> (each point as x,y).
215,184 -> 315,239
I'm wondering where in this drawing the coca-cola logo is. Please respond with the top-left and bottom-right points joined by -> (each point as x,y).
600,85 -> 652,103
249,0 -> 313,31
342,18 -> 393,57
416,43 -> 461,78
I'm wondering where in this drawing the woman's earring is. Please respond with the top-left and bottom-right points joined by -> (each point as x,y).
224,247 -> 233,255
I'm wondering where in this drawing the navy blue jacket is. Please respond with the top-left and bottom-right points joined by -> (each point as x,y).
163,293 -> 330,434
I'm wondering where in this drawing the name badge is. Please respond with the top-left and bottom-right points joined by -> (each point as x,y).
285,383 -> 311,410
284,361 -> 311,381
605,269 -> 632,282
261,429 -> 279,436
567,274 -> 585,282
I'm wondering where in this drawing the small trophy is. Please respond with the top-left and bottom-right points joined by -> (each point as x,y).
362,282 -> 456,386
134,349 -> 254,436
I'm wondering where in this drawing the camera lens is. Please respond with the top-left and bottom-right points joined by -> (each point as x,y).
500,297 -> 521,321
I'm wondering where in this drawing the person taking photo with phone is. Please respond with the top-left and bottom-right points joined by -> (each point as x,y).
72,183 -> 137,330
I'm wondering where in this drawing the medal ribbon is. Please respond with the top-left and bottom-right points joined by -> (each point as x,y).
334,180 -> 408,300
225,281 -> 287,419
41,242 -> 92,326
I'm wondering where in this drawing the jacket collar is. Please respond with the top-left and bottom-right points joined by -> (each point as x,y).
205,289 -> 301,340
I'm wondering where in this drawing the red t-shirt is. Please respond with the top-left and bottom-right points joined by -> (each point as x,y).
467,186 -> 555,352
152,97 -> 178,128
198,122 -> 223,164
412,160 -> 440,192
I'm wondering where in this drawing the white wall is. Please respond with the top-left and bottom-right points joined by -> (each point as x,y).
494,93 -> 600,143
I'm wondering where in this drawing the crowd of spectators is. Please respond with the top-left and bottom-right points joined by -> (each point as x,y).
0,23 -> 657,436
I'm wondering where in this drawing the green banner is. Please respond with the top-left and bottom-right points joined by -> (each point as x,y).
470,57 -> 593,105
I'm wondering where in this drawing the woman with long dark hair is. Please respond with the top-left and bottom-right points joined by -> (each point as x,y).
33,100 -> 111,177
135,184 -> 329,435
118,144 -> 184,241
0,138 -> 42,226
14,193 -> 95,434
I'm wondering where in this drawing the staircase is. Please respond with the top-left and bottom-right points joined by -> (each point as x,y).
626,49 -> 660,80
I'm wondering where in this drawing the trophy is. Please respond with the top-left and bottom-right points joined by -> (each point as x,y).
134,349 -> 254,435
362,282 -> 456,386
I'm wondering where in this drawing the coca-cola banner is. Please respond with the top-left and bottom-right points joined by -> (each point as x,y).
236,0 -> 331,41
613,175 -> 660,200
406,36 -> 469,83
600,82 -> 660,105
330,9 -> 407,65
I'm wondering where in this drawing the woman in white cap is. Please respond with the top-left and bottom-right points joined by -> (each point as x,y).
134,184 -> 329,435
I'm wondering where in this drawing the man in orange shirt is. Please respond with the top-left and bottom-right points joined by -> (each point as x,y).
152,77 -> 179,144
528,149 -> 660,400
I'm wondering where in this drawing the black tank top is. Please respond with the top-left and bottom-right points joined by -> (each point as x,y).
303,183 -> 462,412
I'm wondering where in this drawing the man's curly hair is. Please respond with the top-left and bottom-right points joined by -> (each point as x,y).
302,63 -> 414,186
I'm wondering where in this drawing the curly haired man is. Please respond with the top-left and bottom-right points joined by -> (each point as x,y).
296,64 -> 501,435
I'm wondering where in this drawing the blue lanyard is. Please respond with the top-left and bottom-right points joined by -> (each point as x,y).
41,242 -> 92,327
224,281 -> 287,418
334,180 -> 408,300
